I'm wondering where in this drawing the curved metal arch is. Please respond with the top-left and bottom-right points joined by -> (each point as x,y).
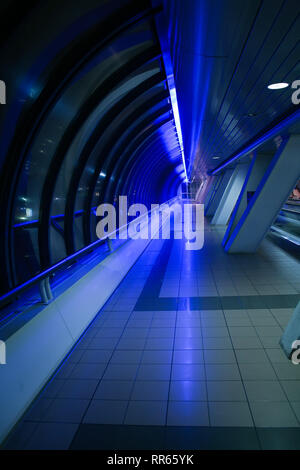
162,168 -> 184,199
0,0 -> 159,289
133,125 -> 182,168
83,106 -> 171,244
126,153 -> 176,205
130,156 -> 180,208
111,120 -> 180,200
120,125 -> 183,204
111,127 -> 178,208
108,122 -> 175,205
64,71 -> 165,254
124,140 -> 181,204
121,137 -> 175,199
102,108 -> 173,202
93,114 -> 170,208
38,46 -> 161,267
98,99 -> 169,196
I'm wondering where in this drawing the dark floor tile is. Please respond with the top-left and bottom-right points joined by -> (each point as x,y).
164,426 -> 211,449
257,428 -> 300,450
24,398 -> 53,421
70,362 -> 106,380
83,400 -> 128,424
3,422 -> 38,450
190,297 -> 222,310
80,349 -> 112,364
57,379 -> 98,399
177,298 -> 188,310
165,426 -> 260,450
125,401 -> 167,425
42,398 -> 89,423
220,297 -> 244,310
69,424 -> 118,449
115,425 -> 166,450
264,295 -> 300,309
240,296 -> 267,309
94,380 -> 133,400
25,422 -> 79,450
204,427 -> 260,450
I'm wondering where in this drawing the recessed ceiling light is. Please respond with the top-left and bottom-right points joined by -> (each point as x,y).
212,156 -> 220,159
267,82 -> 289,90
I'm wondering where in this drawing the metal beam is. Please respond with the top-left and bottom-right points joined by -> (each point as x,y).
64,72 -> 165,254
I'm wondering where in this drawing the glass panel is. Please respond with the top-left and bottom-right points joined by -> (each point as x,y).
87,100 -> 170,243
13,19 -> 157,272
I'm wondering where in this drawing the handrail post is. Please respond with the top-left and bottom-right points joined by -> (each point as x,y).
39,277 -> 53,304
45,277 -> 53,301
0,196 -> 178,308
106,237 -> 113,252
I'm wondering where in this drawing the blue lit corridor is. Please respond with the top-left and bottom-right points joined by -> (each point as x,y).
5,223 -> 300,450
0,0 -> 299,454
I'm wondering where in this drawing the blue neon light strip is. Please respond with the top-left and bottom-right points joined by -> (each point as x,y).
169,87 -> 188,182
152,6 -> 188,182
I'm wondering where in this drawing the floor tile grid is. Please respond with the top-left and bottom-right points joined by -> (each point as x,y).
227,307 -> 300,421
12,306 -> 120,431
211,226 -> 296,289
203,276 -> 258,432
164,252 -> 184,426
22,312 -> 131,425
120,306 -> 166,425
135,234 -> 300,427
260,348 -> 300,426
2,325 -> 98,449
198,305 -> 211,427
95,239 -> 195,426
70,234 -> 298,435
15,246 -> 164,444
12,246 -> 160,445
209,265 -> 300,430
241,332 -> 300,425
79,279 -> 158,426
161,248 -> 299,299
75,242 -> 170,427
4,230 -> 300,449
127,238 -> 179,426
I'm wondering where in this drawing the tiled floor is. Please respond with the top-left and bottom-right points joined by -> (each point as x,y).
3,223 -> 300,450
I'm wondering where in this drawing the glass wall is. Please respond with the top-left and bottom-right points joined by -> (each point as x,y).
0,0 -> 183,292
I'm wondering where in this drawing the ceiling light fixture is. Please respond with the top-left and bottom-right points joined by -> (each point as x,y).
267,82 -> 289,90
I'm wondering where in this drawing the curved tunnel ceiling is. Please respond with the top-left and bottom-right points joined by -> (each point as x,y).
0,0 -> 184,292
160,0 -> 300,177
0,0 -> 298,295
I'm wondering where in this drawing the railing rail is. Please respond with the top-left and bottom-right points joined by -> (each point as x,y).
0,197 -> 178,308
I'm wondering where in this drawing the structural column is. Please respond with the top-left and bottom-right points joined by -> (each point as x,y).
204,169 -> 233,217
224,135 -> 300,253
211,163 -> 249,225
222,151 -> 273,247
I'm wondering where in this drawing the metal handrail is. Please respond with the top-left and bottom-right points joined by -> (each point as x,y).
0,197 -> 178,308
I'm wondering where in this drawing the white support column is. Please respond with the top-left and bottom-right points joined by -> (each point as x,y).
211,163 -> 250,225
205,169 -> 234,217
222,152 -> 273,247
224,135 -> 300,253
